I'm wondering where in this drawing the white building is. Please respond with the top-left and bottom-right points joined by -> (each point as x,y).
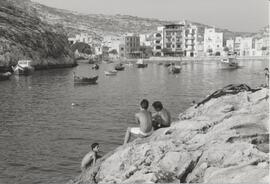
239,37 -> 253,56
140,34 -> 153,47
68,33 -> 93,45
203,28 -> 223,55
226,39 -> 234,52
153,26 -> 164,56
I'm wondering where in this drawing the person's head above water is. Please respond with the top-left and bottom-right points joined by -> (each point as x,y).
91,143 -> 99,152
264,68 -> 269,72
140,99 -> 149,110
152,101 -> 163,112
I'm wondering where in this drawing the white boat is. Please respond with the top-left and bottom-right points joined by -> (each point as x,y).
169,65 -> 182,74
136,59 -> 148,68
12,60 -> 35,75
220,56 -> 238,69
104,70 -> 117,76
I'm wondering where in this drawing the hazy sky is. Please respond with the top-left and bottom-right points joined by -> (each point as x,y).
32,0 -> 269,32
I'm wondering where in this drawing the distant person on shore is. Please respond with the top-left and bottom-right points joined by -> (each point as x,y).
264,68 -> 269,87
152,101 -> 171,130
123,99 -> 153,144
81,143 -> 101,171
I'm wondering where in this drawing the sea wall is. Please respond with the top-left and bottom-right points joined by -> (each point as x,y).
146,56 -> 269,63
68,87 -> 269,184
0,0 -> 76,72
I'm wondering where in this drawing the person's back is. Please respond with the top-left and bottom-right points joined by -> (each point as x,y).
81,143 -> 100,171
123,99 -> 153,144
136,110 -> 152,134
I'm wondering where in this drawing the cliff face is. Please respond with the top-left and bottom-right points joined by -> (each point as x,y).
68,88 -> 269,184
0,0 -> 75,71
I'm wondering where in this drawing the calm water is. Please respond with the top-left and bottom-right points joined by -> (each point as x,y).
0,60 -> 268,184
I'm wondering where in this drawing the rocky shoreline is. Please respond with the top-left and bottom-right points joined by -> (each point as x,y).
68,86 -> 269,184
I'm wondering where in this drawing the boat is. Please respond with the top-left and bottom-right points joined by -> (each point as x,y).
92,64 -> 99,70
164,63 -> 172,67
0,72 -> 12,81
104,70 -> 117,76
169,65 -> 182,74
220,56 -> 239,69
12,60 -> 35,75
73,72 -> 98,84
114,63 -> 125,71
136,59 -> 148,68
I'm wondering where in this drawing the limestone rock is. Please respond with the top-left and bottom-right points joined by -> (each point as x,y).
68,88 -> 269,184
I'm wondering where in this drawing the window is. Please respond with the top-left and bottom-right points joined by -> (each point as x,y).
172,44 -> 175,48
156,46 -> 161,49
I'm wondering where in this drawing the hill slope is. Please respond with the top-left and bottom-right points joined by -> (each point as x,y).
0,0 -> 75,71
28,1 -> 255,42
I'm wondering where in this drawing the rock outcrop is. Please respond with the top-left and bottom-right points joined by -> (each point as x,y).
0,0 -> 75,71
68,87 -> 269,184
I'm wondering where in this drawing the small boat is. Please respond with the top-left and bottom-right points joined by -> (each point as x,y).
12,60 -> 35,75
104,70 -> 117,76
115,63 -> 125,71
92,64 -> 99,70
169,65 -> 182,74
164,63 -> 172,67
0,72 -> 12,81
136,59 -> 148,68
73,72 -> 98,84
158,62 -> 163,66
220,56 -> 238,69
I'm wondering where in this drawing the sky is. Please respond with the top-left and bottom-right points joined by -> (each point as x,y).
32,0 -> 269,32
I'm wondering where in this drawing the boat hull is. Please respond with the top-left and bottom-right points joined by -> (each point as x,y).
136,64 -> 148,68
0,72 -> 12,81
74,76 -> 98,84
12,66 -> 34,75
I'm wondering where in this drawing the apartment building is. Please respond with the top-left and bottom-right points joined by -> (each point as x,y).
203,28 -> 223,55
119,34 -> 141,58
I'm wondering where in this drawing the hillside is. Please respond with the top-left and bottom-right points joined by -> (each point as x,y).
0,0 -> 76,71
28,1 -> 255,42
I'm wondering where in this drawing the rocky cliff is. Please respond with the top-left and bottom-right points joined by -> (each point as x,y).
68,87 -> 269,184
0,0 -> 75,71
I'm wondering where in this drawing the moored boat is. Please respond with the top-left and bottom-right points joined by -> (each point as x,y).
12,60 -> 34,75
104,70 -> 117,76
136,59 -> 148,68
220,56 -> 238,69
114,63 -> 125,71
0,72 -> 12,81
92,64 -> 99,70
73,72 -> 98,84
169,65 -> 181,74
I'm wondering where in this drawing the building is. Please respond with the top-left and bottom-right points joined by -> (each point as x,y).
162,24 -> 185,56
234,37 -> 242,55
153,26 -> 164,56
184,24 -> 199,57
140,34 -> 153,47
203,28 -> 223,56
226,39 -> 234,52
239,37 -> 253,56
119,34 -> 141,58
68,33 -> 93,45
102,36 -> 122,54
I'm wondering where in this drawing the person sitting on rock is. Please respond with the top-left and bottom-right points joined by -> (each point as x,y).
152,101 -> 171,130
81,143 -> 100,171
123,99 -> 153,144
264,68 -> 269,88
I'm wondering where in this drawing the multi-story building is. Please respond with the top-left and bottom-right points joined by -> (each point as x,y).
119,34 -> 141,58
226,39 -> 234,52
239,37 -> 253,56
184,24 -> 198,57
162,24 -> 185,56
234,37 -> 242,55
203,28 -> 223,55
153,26 -> 164,56
254,38 -> 264,56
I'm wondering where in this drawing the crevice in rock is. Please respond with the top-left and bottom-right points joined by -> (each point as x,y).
226,133 -> 269,144
179,152 -> 203,183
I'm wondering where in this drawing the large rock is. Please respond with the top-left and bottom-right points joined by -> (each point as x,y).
68,88 -> 269,184
0,0 -> 75,71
